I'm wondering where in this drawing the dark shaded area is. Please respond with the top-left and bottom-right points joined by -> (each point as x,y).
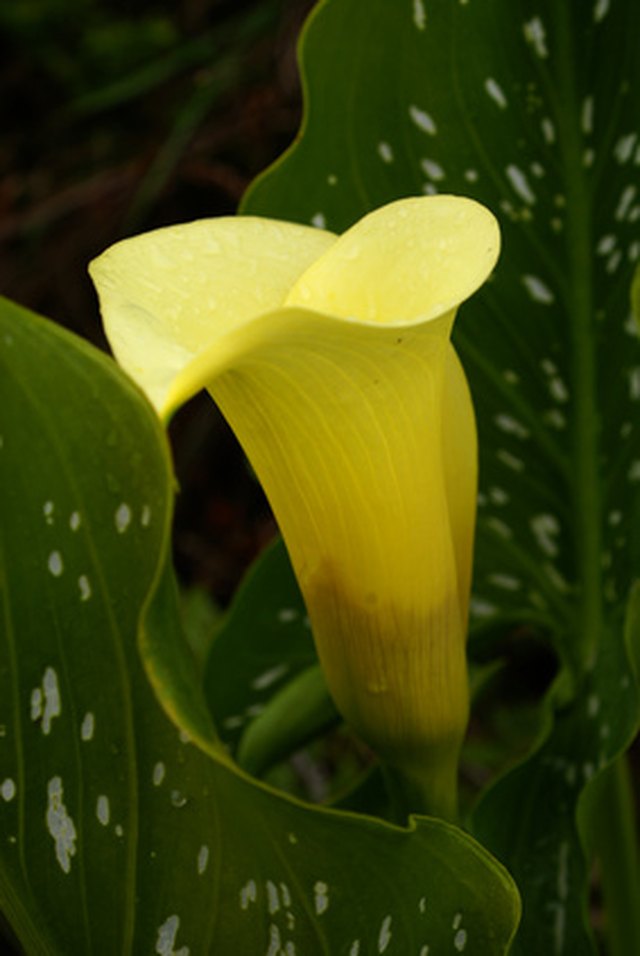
1,0 -> 313,603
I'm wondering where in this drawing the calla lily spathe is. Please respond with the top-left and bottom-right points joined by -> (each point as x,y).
90,196 -> 500,815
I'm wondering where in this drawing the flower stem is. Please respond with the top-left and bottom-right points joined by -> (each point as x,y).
585,753 -> 640,955
381,756 -> 459,824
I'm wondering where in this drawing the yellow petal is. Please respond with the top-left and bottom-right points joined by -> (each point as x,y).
204,307 -> 469,780
89,216 -> 336,411
442,345 -> 478,628
90,195 -> 500,812
286,194 -> 499,324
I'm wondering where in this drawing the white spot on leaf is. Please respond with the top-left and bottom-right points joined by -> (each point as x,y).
581,97 -> 594,135
541,117 -> 556,143
587,694 -> 600,717
47,551 -> 63,577
239,879 -> 257,909
531,514 -> 561,558
420,158 -> 445,181
277,608 -> 299,624
1,779 -> 16,802
80,712 -> 95,742
596,234 -> 616,256
46,776 -> 77,874
485,77 -> 507,108
266,880 -> 280,914
314,880 -> 329,915
266,924 -> 282,956
153,761 -> 166,786
494,413 -> 530,439
486,517 -> 513,539
409,104 -> 436,134
497,449 -> 525,472
488,573 -> 521,591
523,17 -> 549,58
96,795 -> 110,826
280,883 -> 292,908
506,165 -> 536,204
454,929 -> 468,952
30,688 -> 43,723
170,789 -> 187,808
115,503 -> 132,533
471,597 -> 498,619
252,664 -> 289,691
155,914 -> 189,956
615,184 -> 637,221
625,455 -> 639,479
377,142 -> 394,163
522,274 -> 555,304
378,915 -> 392,953
31,667 -> 61,735
413,0 -> 427,30
78,575 -> 92,602
606,249 -> 623,274
613,133 -> 638,163
197,844 -> 209,875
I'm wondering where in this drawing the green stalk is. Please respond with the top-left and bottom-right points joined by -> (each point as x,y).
381,752 -> 459,824
584,754 -> 640,956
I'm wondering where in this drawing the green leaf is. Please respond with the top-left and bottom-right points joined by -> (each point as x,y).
0,296 -> 206,952
472,605 -> 639,954
0,298 -> 520,953
204,536 -> 319,753
241,0 -> 640,951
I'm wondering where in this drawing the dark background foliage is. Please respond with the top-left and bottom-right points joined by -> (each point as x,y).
0,0 -> 313,602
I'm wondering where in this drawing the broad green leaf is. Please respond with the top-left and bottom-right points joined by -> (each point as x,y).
0,296 -> 218,953
0,299 -> 520,953
241,0 -> 640,951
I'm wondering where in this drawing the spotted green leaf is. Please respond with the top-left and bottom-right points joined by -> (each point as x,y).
0,298 -> 520,953
0,296 -> 220,954
242,0 -> 640,952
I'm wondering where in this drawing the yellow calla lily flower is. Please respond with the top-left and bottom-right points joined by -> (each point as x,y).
90,196 -> 500,818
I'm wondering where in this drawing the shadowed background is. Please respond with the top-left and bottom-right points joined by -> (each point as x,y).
0,0 -> 314,603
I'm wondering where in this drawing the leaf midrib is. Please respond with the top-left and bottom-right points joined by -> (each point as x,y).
553,6 -> 603,670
